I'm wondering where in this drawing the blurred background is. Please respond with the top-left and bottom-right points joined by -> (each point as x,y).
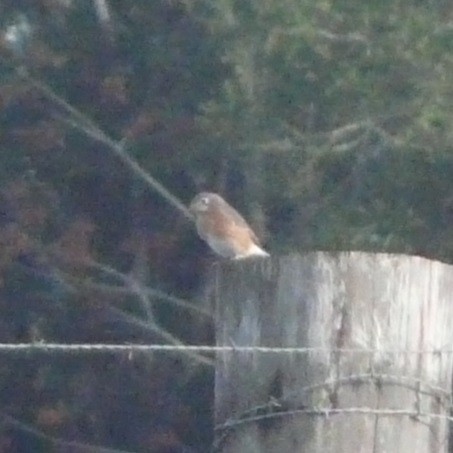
0,0 -> 452,451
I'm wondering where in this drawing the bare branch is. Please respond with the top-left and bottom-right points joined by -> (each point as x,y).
84,261 -> 211,318
269,26 -> 368,45
316,29 -> 369,44
12,66 -> 194,222
93,0 -> 114,36
70,278 -> 212,319
331,136 -> 366,153
326,121 -> 371,145
86,261 -> 214,367
107,306 -> 214,367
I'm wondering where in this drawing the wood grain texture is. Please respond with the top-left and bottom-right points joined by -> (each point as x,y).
214,252 -> 453,453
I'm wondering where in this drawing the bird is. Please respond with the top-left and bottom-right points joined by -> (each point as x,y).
189,192 -> 270,260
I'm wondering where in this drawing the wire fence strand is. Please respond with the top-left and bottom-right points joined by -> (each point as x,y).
0,343 -> 452,355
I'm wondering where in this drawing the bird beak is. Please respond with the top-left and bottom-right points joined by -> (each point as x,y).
188,202 -> 197,217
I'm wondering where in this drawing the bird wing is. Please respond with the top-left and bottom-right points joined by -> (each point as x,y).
220,202 -> 261,245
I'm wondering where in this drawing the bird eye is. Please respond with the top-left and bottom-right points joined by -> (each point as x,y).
200,197 -> 209,206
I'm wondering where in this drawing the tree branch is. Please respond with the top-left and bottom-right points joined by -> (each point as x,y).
107,306 -> 214,367
12,65 -> 193,222
83,261 -> 211,318
70,276 -> 212,319
86,261 -> 214,367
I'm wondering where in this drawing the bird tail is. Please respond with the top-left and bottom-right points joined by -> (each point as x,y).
245,243 -> 270,258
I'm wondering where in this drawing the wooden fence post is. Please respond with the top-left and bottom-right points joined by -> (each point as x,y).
213,252 -> 453,453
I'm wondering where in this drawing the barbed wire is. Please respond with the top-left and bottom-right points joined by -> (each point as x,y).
212,407 -> 453,452
2,342 -> 453,452
213,372 -> 452,432
217,407 -> 453,431
0,342 -> 452,355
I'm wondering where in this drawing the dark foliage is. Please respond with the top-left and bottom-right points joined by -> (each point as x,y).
0,0 -> 451,451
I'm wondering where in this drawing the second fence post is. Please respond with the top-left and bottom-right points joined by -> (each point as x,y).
213,252 -> 453,453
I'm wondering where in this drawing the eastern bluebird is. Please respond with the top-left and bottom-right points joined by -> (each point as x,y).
189,192 -> 270,259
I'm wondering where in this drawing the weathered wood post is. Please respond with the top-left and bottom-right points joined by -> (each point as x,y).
213,252 -> 453,453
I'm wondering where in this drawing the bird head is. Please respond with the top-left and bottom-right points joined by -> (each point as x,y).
189,192 -> 220,216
